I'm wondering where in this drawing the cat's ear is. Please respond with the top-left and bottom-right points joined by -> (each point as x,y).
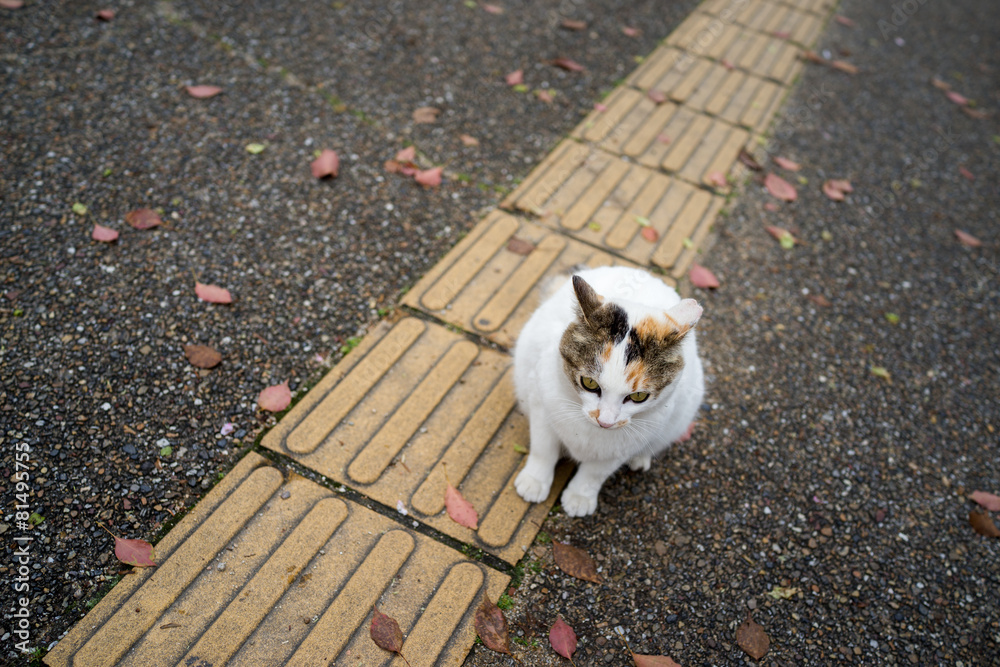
665,299 -> 703,330
572,275 -> 603,323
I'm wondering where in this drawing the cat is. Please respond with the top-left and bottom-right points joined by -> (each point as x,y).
512,265 -> 704,517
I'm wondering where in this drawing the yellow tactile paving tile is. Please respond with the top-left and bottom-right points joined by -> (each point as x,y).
601,59 -> 785,135
401,209 -> 638,347
500,144 -> 724,276
45,452 -> 507,667
696,0 -> 827,47
261,316 -> 572,563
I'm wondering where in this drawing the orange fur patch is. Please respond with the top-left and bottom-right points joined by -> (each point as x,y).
626,360 -> 645,392
635,313 -> 690,339
601,341 -> 614,362
588,409 -> 601,420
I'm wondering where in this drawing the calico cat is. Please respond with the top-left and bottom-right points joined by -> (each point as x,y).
513,266 -> 704,517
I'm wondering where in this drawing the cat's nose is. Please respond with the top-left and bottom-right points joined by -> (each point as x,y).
597,419 -> 615,429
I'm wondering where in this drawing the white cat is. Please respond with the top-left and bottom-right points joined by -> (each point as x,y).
513,266 -> 704,517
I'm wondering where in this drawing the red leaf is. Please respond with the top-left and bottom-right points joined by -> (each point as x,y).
641,226 -> 660,243
549,617 -> 577,660
959,166 -> 975,181
414,166 -> 443,187
114,536 -> 156,567
195,282 -> 233,304
772,30 -> 790,39
773,156 -> 801,171
459,134 -> 480,146
92,224 -> 119,242
954,230 -> 982,247
125,208 -> 162,230
706,171 -> 727,188
764,173 -> 797,201
971,491 -> 1000,512
258,381 -> 291,412
632,653 -> 682,667
474,597 -> 512,655
505,69 -> 524,86
834,14 -> 856,27
535,89 -> 554,104
445,482 -> 478,530
553,542 -> 601,583
310,149 -> 340,179
946,90 -> 968,106
827,178 -> 853,193
656,134 -> 671,144
822,179 -> 853,201
482,3 -> 504,14
594,102 -> 607,112
396,146 -> 417,162
647,89 -> 667,104
0,1 -> 25,9
930,77 -> 951,92
95,9 -> 115,21
721,58 -> 734,70
186,84 -> 222,99
830,60 -> 858,74
765,225 -> 796,245
622,26 -> 641,37
560,18 -> 586,31
549,57 -> 585,72
763,202 -> 779,212
370,607 -> 407,657
689,264 -> 719,289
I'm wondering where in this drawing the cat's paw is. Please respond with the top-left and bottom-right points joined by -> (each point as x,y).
560,488 -> 599,517
628,454 -> 651,472
514,468 -> 553,503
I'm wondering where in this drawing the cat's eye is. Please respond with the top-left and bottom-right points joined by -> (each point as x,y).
580,376 -> 600,393
628,391 -> 649,403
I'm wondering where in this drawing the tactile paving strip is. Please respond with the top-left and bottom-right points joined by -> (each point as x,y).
401,210 -> 639,347
261,317 -> 572,564
45,453 -> 507,667
696,0 -> 826,47
501,143 -> 724,276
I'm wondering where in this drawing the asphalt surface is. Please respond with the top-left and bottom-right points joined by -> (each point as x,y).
0,0 -> 700,662
2,0 -> 998,666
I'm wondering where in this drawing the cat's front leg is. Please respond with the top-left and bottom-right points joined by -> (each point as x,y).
514,414 -> 560,503
560,460 -> 618,517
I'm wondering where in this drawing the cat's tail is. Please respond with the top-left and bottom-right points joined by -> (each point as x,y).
538,263 -> 590,302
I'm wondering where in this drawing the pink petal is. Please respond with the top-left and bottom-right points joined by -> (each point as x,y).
186,85 -> 223,99
622,26 -> 640,37
414,166 -> 443,187
773,156 -> 801,171
822,180 -> 846,201
970,491 -> 1000,512
764,173 -> 797,202
257,381 -> 292,412
95,9 -> 115,21
505,69 -> 524,86
395,145 -> 416,162
689,264 -> 720,289
310,149 -> 340,179
549,618 -> 577,660
195,282 -> 233,304
445,483 -> 479,530
706,171 -> 727,188
946,90 -> 969,106
92,224 -> 119,242
482,3 -> 503,14
0,1 -> 25,9
954,230 -> 982,247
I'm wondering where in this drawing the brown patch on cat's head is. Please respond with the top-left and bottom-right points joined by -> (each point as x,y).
624,316 -> 690,393
560,277 -> 630,384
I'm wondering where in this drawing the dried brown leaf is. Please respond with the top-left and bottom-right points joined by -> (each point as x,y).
370,607 -> 411,665
834,15 -> 856,28
549,57 -> 585,72
807,294 -> 832,308
561,18 -> 586,30
474,597 -> 512,655
183,344 -> 222,369
736,614 -> 770,660
970,509 -> 1000,538
125,208 -> 162,230
830,59 -> 858,74
506,237 -> 536,255
412,106 -> 441,123
459,134 -> 480,146
632,652 -> 682,667
738,149 -> 763,171
553,541 -> 602,583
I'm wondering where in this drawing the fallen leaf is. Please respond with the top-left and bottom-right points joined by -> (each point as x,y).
258,381 -> 292,412
370,607 -> 410,664
834,14 -> 856,27
594,102 -> 607,112
549,57 -> 585,72
622,26 -> 641,37
800,50 -> 827,65
946,90 -> 968,106
92,224 -> 119,242
125,208 -> 162,230
553,541 -> 601,583
100,524 -> 156,566
830,60 -> 858,74
689,264 -> 719,289
970,509 -> 1000,538
459,134 -> 479,146
445,482 -> 478,530
412,106 -> 440,123
870,366 -> 891,382
763,202 -> 779,212
474,597 -> 512,655
961,106 -> 989,120
561,18 -> 586,30
505,69 -> 524,86
310,149 -> 340,179
822,179 -> 847,201
765,173 -> 797,201
738,149 -> 763,171
186,84 -> 223,99
0,0 -> 25,9
736,615 -> 769,660
767,585 -> 800,600
706,171 -> 727,188
828,178 -> 853,193
930,77 -> 951,92
160,623 -> 181,629
954,230 -> 982,247
657,134 -> 671,144
958,166 -> 975,181
414,166 -> 443,187
95,9 -> 114,21
641,226 -> 660,243
765,225 -> 796,249
245,143 -> 266,154
970,491 -> 1000,512
773,156 -> 801,171
183,344 -> 222,369
772,30 -> 790,39
482,3 -> 504,14
535,89 -> 554,104
195,282 -> 233,304
808,294 -> 832,307
631,652 -> 682,667
549,617 -> 577,660
647,89 -> 667,104
721,58 -> 734,70
396,146 -> 417,162
506,237 -> 535,255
